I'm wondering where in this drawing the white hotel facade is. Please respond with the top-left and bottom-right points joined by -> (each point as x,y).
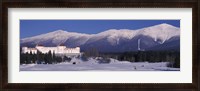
22,44 -> 81,56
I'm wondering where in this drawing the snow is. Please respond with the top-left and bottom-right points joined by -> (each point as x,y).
21,23 -> 180,47
20,58 -> 180,71
20,23 -> 180,71
21,30 -> 92,45
137,24 -> 180,43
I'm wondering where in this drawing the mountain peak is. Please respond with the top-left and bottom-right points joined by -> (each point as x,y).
99,29 -> 132,34
21,23 -> 180,52
159,23 -> 173,27
103,29 -> 118,32
147,23 -> 179,30
48,30 -> 68,35
54,30 -> 67,33
157,23 -> 177,28
159,23 -> 171,26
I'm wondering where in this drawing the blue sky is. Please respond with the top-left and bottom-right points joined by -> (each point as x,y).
20,20 -> 180,38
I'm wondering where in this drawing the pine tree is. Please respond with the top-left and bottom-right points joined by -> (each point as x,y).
52,51 -> 56,64
47,51 -> 53,64
173,56 -> 180,68
37,51 -> 43,64
25,52 -> 31,64
20,53 -> 26,64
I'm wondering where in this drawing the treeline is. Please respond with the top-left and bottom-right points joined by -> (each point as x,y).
100,51 -> 180,68
20,51 -> 71,64
81,48 -> 180,68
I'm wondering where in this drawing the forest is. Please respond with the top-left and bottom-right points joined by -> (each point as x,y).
82,48 -> 180,68
20,51 -> 72,64
20,48 -> 180,68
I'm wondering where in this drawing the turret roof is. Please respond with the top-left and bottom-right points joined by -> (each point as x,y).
58,43 -> 65,46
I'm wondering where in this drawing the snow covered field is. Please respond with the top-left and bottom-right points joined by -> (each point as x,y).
20,58 -> 180,71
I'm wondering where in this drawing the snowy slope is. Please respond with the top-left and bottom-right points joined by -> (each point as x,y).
20,58 -> 180,71
137,23 -> 180,43
21,30 -> 91,47
20,23 -> 180,52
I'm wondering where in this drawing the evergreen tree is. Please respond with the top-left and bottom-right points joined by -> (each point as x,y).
173,55 -> 180,68
44,53 -> 48,64
20,53 -> 26,64
37,51 -> 43,64
25,52 -> 31,64
47,51 -> 53,64
55,56 -> 62,63
84,48 -> 99,57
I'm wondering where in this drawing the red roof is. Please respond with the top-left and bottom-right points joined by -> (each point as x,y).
58,43 -> 65,46
36,44 -> 44,46
29,48 -> 37,50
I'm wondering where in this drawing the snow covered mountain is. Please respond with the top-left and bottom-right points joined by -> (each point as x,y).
20,23 -> 180,52
21,30 -> 92,47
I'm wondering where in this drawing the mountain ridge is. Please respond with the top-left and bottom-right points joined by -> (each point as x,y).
21,23 -> 180,52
